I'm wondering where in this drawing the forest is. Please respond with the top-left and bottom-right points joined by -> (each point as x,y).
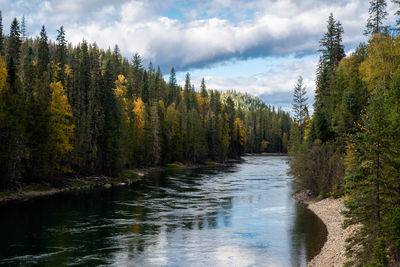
289,0 -> 400,265
0,11 -> 291,188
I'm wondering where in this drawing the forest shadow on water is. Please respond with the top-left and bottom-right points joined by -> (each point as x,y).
0,156 -> 326,266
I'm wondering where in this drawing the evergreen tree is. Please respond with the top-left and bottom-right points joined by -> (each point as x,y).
292,76 -> 308,125
183,72 -> 191,109
200,78 -> 208,98
0,11 -> 4,56
319,14 -> 345,69
394,0 -> 400,30
21,16 -> 26,40
365,0 -> 388,35
167,67 -> 177,105
132,52 -> 142,97
8,18 -> 22,68
55,26 -> 67,85
37,25 -> 50,75
141,71 -> 149,104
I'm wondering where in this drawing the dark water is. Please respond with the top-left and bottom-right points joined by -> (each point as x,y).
0,156 -> 326,266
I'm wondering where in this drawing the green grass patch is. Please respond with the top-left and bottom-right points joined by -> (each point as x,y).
0,190 -> 16,199
120,170 -> 140,181
205,161 -> 217,166
166,162 -> 185,169
25,184 -> 52,192
67,181 -> 88,187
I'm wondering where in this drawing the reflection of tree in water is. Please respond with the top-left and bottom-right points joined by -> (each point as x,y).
289,203 -> 327,266
0,165 -> 236,266
121,167 -> 234,260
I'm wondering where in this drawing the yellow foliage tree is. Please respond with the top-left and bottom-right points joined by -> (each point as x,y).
114,74 -> 130,122
359,34 -> 400,93
0,56 -> 7,91
49,81 -> 74,172
133,97 -> 145,138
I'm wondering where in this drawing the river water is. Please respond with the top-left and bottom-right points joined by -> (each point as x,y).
0,156 -> 326,266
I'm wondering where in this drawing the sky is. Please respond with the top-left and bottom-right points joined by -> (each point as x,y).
0,0 -> 398,110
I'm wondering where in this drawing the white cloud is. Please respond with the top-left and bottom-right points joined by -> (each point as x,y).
3,0 -> 392,70
2,0 -> 399,108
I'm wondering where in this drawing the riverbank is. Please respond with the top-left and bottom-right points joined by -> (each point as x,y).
0,160 -> 241,204
300,197 -> 359,267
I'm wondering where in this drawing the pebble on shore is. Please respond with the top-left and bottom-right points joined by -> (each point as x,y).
306,198 -> 359,267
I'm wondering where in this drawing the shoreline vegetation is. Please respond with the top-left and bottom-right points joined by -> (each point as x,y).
293,192 -> 359,267
0,159 -> 244,204
288,2 -> 400,264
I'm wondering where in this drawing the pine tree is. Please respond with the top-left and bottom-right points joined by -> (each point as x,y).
21,16 -> 26,40
132,52 -> 142,97
365,0 -> 388,36
56,26 -> 67,85
0,11 -> 4,56
319,13 -> 345,70
141,71 -> 149,104
168,67 -> 177,105
22,46 -> 35,97
8,18 -> 22,68
183,72 -> 191,109
292,76 -> 308,125
394,0 -> 400,30
37,25 -> 50,75
200,78 -> 208,98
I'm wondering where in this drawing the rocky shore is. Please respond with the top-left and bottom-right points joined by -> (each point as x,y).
305,198 -> 359,267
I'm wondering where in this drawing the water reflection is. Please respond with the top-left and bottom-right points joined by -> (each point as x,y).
0,156 -> 326,266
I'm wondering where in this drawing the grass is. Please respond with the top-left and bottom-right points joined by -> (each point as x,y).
166,162 -> 185,169
120,170 -> 140,181
205,161 -> 217,166
67,180 -> 97,188
25,184 -> 52,192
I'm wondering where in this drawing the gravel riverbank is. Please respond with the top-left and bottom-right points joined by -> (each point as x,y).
306,198 -> 358,267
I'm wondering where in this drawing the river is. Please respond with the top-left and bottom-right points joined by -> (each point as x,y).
0,156 -> 326,266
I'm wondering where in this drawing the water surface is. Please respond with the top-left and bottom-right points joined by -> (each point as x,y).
0,156 -> 326,266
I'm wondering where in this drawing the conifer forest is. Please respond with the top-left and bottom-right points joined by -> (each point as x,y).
0,11 -> 291,187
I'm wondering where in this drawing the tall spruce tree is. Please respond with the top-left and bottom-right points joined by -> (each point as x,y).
0,11 -> 3,56
292,76 -> 308,125
365,0 -> 388,35
200,78 -> 208,98
394,0 -> 400,30
21,16 -> 26,40
37,25 -> 49,76
168,67 -> 177,105
8,18 -> 22,68
56,26 -> 67,85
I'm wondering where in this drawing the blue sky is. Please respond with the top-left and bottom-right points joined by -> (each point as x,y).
0,0 -> 398,110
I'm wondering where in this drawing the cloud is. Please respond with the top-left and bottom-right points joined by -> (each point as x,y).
2,0 -> 390,71
64,0 -> 373,71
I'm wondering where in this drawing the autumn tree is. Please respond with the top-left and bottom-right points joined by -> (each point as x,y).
48,81 -> 74,174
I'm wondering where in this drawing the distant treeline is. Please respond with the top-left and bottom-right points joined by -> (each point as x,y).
0,11 -> 291,187
289,1 -> 400,265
